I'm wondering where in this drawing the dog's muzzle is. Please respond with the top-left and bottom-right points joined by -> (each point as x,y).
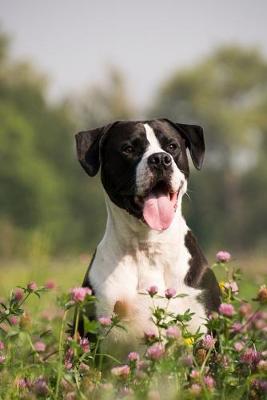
147,152 -> 172,171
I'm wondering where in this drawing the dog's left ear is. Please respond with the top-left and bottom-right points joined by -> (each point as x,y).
165,119 -> 205,170
75,123 -> 114,176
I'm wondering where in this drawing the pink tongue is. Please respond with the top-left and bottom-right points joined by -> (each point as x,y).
143,192 -> 175,231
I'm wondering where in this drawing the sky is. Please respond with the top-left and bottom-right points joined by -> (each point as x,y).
1,0 -> 267,107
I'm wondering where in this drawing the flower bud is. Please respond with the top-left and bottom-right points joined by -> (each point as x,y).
147,286 -> 158,297
216,251 -> 231,263
256,285 -> 267,304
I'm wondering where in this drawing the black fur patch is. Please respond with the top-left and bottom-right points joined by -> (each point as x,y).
100,121 -> 148,219
82,251 -> 96,293
184,230 -> 221,314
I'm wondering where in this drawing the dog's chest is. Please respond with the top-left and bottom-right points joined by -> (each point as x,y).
89,240 -> 206,343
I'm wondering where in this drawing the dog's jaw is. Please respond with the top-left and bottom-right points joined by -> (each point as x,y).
103,180 -> 186,243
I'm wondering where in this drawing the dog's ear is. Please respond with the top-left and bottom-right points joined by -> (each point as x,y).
75,123 -> 114,176
165,119 -> 205,170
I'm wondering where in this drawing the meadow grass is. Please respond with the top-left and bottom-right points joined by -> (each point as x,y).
0,252 -> 266,399
0,252 -> 265,308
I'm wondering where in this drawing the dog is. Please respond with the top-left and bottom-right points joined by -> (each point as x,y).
75,118 -> 221,350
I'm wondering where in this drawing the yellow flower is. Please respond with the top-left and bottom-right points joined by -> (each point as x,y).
184,337 -> 194,346
219,281 -> 225,293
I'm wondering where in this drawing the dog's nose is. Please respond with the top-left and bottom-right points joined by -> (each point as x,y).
147,152 -> 172,170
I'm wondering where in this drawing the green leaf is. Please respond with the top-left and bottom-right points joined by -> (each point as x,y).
83,316 -> 99,334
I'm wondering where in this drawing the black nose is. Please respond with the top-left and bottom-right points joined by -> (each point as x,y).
147,152 -> 172,170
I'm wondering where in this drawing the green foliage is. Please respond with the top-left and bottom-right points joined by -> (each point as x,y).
150,45 -> 267,251
70,67 -> 136,128
0,31 -> 138,257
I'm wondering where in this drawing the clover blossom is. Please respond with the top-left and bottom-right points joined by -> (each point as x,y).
204,375 -> 215,390
202,334 -> 216,349
98,316 -> 112,326
70,287 -> 92,303
111,365 -> 130,378
27,282 -> 38,292
146,343 -> 165,360
166,326 -> 180,339
14,288 -> 24,302
80,338 -> 90,353
165,288 -> 176,299
34,341 -> 46,352
147,286 -> 158,297
128,352 -> 140,362
219,303 -> 235,317
216,251 -> 231,263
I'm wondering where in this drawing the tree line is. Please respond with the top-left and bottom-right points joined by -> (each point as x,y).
0,30 -> 266,258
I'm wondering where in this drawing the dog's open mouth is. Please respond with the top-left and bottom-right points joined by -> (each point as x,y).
134,181 -> 179,231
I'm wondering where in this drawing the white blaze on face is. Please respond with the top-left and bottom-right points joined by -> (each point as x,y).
136,123 -> 185,196
135,124 -> 161,196
135,124 -> 187,231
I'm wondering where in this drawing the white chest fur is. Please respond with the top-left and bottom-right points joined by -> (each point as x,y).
88,198 -> 207,347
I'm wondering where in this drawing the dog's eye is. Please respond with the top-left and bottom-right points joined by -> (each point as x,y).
166,143 -> 178,152
121,145 -> 134,154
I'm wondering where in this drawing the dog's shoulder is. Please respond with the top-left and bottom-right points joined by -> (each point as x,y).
184,230 -> 221,312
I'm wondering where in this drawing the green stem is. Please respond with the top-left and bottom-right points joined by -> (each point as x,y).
55,309 -> 68,400
239,306 -> 261,332
73,306 -> 80,357
95,353 -> 121,364
0,292 -> 33,324
93,336 -> 101,368
97,321 -> 121,369
18,292 -> 31,308
25,332 -> 43,363
73,368 -> 87,400
200,346 -> 213,374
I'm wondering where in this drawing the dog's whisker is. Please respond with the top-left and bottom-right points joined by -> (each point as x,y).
185,192 -> 191,201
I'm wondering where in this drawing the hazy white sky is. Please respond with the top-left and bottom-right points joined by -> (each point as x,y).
1,0 -> 267,106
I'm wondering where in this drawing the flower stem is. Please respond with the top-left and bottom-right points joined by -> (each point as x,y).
73,306 -> 80,357
55,309 -> 68,400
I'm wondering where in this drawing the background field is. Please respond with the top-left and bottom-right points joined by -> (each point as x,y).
0,253 -> 265,319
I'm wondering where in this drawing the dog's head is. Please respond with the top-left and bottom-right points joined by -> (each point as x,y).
75,119 -> 204,231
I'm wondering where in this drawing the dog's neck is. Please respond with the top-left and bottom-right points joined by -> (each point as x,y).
101,194 -> 188,256
96,195 -> 191,291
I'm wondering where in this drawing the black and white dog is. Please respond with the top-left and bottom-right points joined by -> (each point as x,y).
75,119 -> 220,347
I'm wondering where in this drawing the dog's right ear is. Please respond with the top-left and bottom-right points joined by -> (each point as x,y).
75,127 -> 103,177
75,124 -> 114,177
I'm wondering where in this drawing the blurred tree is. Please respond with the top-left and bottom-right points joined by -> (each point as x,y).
0,30 -> 136,257
0,31 -> 75,256
150,45 -> 267,251
67,67 -> 137,251
70,67 -> 135,128
1,25 -> 266,257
